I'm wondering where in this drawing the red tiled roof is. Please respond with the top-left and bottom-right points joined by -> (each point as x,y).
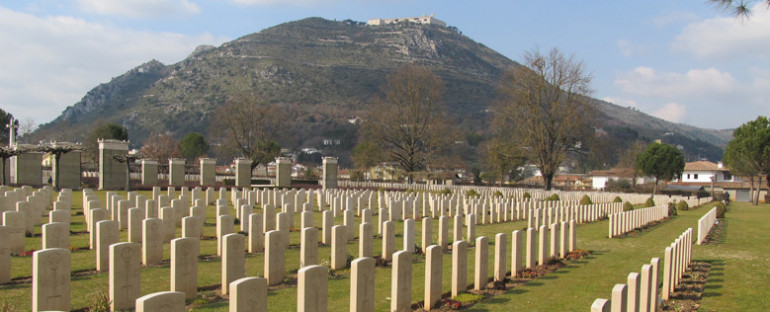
684,161 -> 729,172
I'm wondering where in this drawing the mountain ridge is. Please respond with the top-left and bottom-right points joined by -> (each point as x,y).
37,17 -> 730,165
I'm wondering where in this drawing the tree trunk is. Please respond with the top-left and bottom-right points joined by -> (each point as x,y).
749,176 -> 756,205
544,173 -> 553,190
652,177 -> 658,198
0,157 -> 5,185
53,153 -> 61,190
754,176 -> 762,205
125,162 -> 131,192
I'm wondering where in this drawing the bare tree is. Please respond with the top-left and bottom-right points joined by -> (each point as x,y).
210,93 -> 287,171
360,64 -> 455,183
480,138 -> 525,186
140,133 -> 180,169
494,47 -> 594,190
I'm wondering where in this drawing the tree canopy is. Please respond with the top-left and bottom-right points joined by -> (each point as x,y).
178,132 -> 209,162
493,47 -> 594,190
635,142 -> 685,196
210,93 -> 287,170
722,116 -> 770,205
710,0 -> 770,18
359,64 -> 455,182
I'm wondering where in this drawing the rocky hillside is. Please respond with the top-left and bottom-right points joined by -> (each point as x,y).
36,17 -> 730,164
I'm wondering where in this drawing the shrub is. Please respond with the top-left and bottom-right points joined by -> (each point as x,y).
439,188 -> 452,195
523,192 -> 531,200
714,202 -> 728,218
493,191 -> 503,198
623,201 -> 634,211
580,195 -> 593,205
86,288 -> 111,312
645,198 -> 655,207
677,200 -> 690,211
545,194 -> 560,201
466,189 -> 480,198
613,196 -> 623,203
668,202 -> 678,216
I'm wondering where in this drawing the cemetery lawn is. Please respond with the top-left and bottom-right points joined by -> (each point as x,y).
2,190 -> 769,311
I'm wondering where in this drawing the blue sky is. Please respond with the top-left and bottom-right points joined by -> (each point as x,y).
1,0 -> 768,131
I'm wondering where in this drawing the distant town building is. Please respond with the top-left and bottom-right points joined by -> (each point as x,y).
368,14 -> 447,27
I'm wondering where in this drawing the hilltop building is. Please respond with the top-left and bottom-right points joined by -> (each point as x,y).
368,14 -> 446,27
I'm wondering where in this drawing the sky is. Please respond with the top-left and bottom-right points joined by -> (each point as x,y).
0,0 -> 768,131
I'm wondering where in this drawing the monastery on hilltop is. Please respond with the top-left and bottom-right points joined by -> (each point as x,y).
367,14 -> 446,27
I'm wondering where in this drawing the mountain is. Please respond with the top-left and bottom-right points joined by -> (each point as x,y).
36,17 -> 730,166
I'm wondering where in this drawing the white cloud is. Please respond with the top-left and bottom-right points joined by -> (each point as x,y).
672,4 -> 770,59
652,102 -> 686,123
0,6 -> 227,123
77,0 -> 201,18
615,66 -> 737,98
602,97 -> 638,108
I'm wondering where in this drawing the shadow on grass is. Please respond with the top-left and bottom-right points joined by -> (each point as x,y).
702,259 -> 725,298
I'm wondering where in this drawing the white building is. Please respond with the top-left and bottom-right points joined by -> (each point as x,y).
368,14 -> 447,27
590,168 -> 653,190
677,161 -> 735,183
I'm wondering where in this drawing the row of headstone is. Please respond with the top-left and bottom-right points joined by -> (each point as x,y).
608,204 -> 670,238
696,207 -> 718,245
592,228 -> 693,312
340,180 -> 691,205
590,257 -> 661,312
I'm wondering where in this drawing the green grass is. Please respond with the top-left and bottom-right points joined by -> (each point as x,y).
1,189 -> 767,311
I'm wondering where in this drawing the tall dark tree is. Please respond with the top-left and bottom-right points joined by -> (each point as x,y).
493,47 -> 594,190
85,121 -> 129,163
359,64 -> 455,183
178,132 -> 209,162
635,143 -> 685,197
722,116 -> 770,205
0,108 -> 14,145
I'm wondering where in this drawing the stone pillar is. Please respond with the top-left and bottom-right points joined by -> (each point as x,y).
169,158 -> 185,187
391,250 -> 412,312
221,233 -> 245,295
321,157 -> 338,190
235,158 -> 251,188
350,257 -> 375,312
265,230 -> 285,286
109,242 -> 141,311
424,245 -> 443,310
452,240 -> 468,297
171,237 -> 200,299
230,277 -> 268,312
135,291 -> 185,312
98,139 -> 129,190
32,248 -> 71,312
199,158 -> 215,186
11,145 -> 42,186
474,236 -> 489,290
275,157 -> 291,188
297,265 -> 327,312
51,143 -> 81,189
